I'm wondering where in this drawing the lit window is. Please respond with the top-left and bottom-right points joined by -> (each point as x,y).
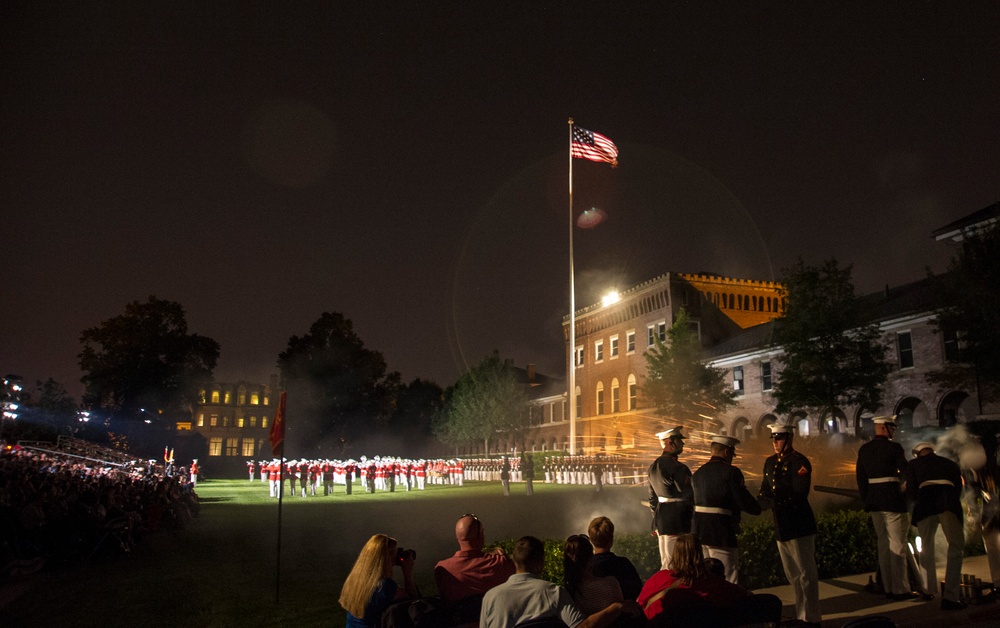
595,340 -> 604,363
610,335 -> 619,358
261,417 -> 268,429
198,390 -> 206,403
263,395 -> 270,406
250,393 -> 260,405
209,438 -> 222,456
210,414 -> 218,427
897,332 -> 914,369
249,416 -> 257,428
197,413 -> 205,427
211,391 -> 220,404
733,366 -> 744,396
224,392 -> 232,404
761,361 -> 772,392
647,321 -> 666,347
236,416 -> 245,428
242,438 -> 255,457
238,392 -> 246,405
626,330 -> 635,354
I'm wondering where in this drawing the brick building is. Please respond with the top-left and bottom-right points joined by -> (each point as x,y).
182,377 -> 278,471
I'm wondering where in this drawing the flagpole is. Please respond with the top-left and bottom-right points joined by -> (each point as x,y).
271,392 -> 287,605
275,441 -> 284,603
567,117 -> 577,456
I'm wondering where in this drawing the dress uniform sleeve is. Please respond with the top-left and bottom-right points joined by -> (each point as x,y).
676,464 -> 693,502
789,455 -> 812,497
855,455 -> 869,502
732,468 -> 762,515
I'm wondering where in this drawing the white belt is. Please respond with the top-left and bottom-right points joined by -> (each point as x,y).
919,479 -> 955,489
695,506 -> 733,516
658,497 -> 685,503
868,477 -> 900,484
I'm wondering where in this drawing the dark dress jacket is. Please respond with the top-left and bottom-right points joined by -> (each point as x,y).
856,436 -> 908,513
691,457 -> 762,548
905,452 -> 963,524
647,452 -> 694,535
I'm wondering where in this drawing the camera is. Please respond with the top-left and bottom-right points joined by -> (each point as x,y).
395,547 -> 416,564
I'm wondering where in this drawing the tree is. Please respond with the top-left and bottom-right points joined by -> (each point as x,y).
277,312 -> 400,455
387,378 -> 444,451
929,223 -> 1000,404
433,352 -> 528,453
641,308 -> 737,425
24,378 -> 78,431
771,259 -> 891,429
79,296 -> 220,419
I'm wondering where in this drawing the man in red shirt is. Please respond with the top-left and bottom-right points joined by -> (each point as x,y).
435,514 -> 515,604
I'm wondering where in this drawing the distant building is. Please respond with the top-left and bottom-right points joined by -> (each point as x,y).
705,274 -> 982,440
480,203 -> 996,456
461,272 -> 786,456
184,377 -> 279,464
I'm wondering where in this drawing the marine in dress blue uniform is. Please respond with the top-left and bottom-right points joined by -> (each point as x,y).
758,424 -> 821,624
856,415 -> 912,598
907,441 -> 966,610
647,427 -> 693,570
691,434 -> 761,584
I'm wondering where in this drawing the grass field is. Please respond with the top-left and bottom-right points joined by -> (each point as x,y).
2,478 -> 656,628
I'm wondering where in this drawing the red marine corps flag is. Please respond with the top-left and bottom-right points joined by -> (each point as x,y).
270,392 -> 286,457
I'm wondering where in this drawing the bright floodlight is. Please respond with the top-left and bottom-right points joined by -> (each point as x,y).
602,291 -> 620,307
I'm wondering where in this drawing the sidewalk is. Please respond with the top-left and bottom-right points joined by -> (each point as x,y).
755,554 -> 1000,627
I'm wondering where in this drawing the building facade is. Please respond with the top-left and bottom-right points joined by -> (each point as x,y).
183,377 -> 278,466
510,272 -> 787,455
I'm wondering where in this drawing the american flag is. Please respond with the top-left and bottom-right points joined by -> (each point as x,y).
572,126 -> 618,167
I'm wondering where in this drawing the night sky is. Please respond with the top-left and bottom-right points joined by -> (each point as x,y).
3,3 -> 998,400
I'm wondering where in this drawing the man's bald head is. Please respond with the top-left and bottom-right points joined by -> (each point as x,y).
456,515 -> 484,550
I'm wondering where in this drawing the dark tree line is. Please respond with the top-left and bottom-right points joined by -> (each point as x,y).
74,300 -> 443,457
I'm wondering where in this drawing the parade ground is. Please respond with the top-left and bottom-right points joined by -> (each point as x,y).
2,479 -> 998,627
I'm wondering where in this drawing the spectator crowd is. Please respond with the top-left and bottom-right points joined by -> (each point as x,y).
0,444 -> 199,581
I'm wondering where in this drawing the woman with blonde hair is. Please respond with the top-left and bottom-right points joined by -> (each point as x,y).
339,534 -> 417,628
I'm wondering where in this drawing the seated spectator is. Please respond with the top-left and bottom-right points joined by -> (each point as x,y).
339,534 -> 418,628
638,534 -> 753,622
481,535 -> 642,628
564,534 -> 624,615
588,516 -> 644,600
434,514 -> 515,603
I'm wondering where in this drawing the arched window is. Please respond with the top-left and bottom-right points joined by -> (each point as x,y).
627,374 -> 637,411
611,378 -> 620,413
596,382 -> 605,415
